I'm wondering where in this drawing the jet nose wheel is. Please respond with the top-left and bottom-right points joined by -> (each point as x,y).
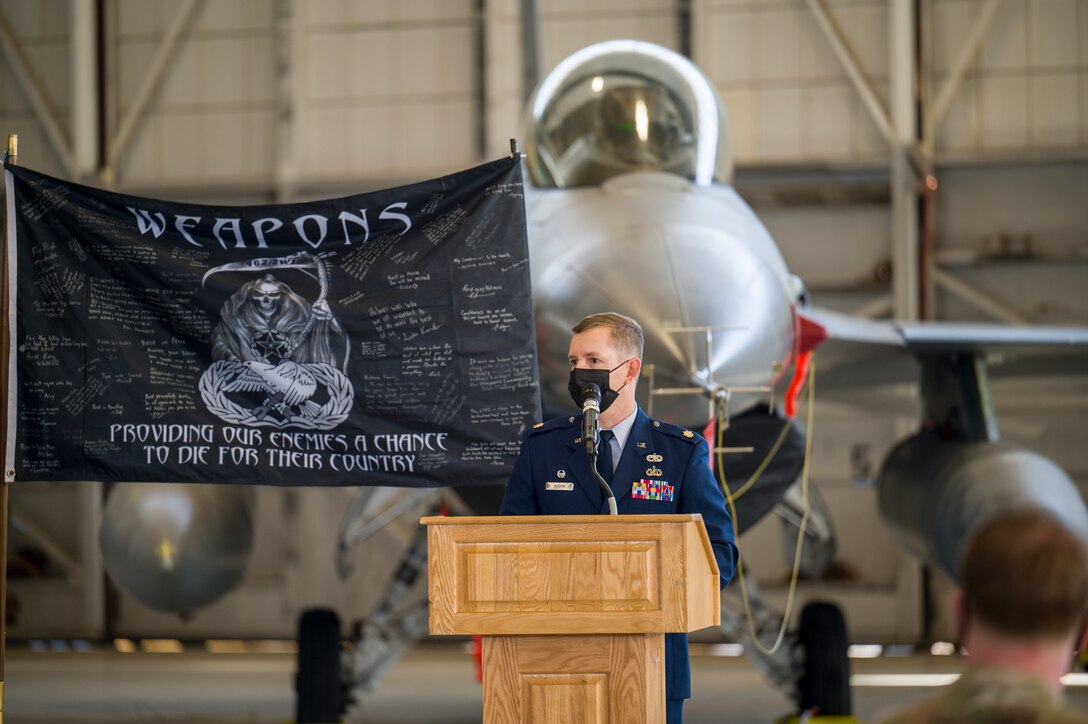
295,607 -> 345,723
795,601 -> 852,716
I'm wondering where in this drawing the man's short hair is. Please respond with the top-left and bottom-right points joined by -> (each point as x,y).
960,508 -> 1088,639
572,312 -> 644,359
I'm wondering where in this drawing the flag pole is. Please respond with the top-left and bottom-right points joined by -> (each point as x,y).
0,132 -> 17,723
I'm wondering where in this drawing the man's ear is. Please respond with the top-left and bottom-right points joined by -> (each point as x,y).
1076,616 -> 1088,655
625,358 -> 642,385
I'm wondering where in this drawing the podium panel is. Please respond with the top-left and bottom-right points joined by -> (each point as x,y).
464,540 -> 659,613
483,634 -> 663,724
426,515 -> 719,636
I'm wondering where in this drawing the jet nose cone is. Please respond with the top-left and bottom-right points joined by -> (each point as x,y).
529,181 -> 794,423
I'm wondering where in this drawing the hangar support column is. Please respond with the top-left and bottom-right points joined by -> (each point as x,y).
889,0 -> 920,322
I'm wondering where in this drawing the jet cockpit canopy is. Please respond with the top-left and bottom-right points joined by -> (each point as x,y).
524,40 -> 732,189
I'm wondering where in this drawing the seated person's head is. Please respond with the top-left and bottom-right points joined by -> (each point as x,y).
958,508 -> 1088,648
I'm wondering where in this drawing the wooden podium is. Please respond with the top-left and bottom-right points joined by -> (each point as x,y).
421,514 -> 721,724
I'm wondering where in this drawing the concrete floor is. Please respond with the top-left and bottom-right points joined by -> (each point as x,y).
7,641 -> 1087,723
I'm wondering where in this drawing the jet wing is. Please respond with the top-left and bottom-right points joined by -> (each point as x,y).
897,322 -> 1088,352
804,307 -> 1088,353
802,307 -> 1088,391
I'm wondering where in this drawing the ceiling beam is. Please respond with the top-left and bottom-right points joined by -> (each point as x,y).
926,0 -> 1005,146
931,266 -> 1031,325
0,7 -> 72,172
106,0 -> 204,176
803,0 -> 895,148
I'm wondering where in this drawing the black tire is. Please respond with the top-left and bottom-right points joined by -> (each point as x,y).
295,607 -> 343,723
796,601 -> 852,716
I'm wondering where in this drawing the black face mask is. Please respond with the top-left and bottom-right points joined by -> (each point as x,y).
568,360 -> 631,413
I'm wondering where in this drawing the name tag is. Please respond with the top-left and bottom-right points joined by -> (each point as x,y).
545,481 -> 574,491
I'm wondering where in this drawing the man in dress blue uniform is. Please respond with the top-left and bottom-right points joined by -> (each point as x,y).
500,312 -> 738,723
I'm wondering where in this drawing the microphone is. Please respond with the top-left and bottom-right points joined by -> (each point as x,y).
580,384 -> 617,515
581,383 -> 601,453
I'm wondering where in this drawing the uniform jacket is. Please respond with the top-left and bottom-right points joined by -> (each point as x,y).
499,406 -> 738,701
877,666 -> 1088,723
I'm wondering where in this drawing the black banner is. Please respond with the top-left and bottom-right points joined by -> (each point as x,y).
5,157 -> 539,486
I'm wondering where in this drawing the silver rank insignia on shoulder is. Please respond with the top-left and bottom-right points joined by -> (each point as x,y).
557,469 -> 566,479
646,466 -> 663,477
682,430 -> 694,438
646,453 -> 663,463
636,441 -> 646,448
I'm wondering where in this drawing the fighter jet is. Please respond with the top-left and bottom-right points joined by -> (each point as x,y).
312,39 -> 1088,721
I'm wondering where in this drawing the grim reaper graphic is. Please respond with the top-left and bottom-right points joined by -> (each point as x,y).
198,252 -> 354,429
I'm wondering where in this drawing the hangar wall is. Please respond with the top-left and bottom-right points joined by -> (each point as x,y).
5,2 -> 1087,181
0,0 -> 1084,644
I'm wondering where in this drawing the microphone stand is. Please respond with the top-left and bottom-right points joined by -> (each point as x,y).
582,385 -> 618,515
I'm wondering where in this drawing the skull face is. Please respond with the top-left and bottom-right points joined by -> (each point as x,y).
252,278 -> 282,319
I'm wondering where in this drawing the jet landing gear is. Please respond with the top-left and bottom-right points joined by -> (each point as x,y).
721,579 -> 854,722
795,602 -> 852,718
293,548 -> 431,723
295,488 -> 450,722
295,608 -> 346,724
